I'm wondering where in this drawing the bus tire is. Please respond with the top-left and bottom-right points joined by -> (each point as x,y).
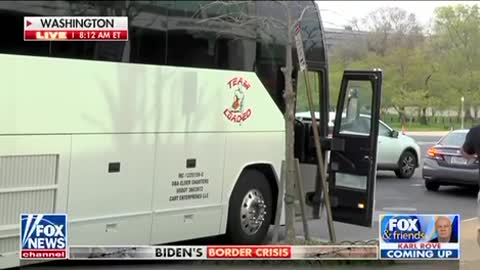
226,169 -> 273,244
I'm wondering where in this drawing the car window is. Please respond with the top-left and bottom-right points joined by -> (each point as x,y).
439,132 -> 467,146
340,116 -> 366,134
341,117 -> 391,137
360,117 -> 371,133
379,122 -> 391,137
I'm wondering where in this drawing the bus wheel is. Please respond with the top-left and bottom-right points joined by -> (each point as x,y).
226,169 -> 273,244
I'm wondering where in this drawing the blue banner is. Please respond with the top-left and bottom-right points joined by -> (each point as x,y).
380,249 -> 458,259
379,214 -> 460,260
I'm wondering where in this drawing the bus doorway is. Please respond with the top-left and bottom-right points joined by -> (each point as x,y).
294,69 -> 383,227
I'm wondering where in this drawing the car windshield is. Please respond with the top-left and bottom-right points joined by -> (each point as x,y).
439,132 -> 467,146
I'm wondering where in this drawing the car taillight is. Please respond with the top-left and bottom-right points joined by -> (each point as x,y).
427,147 -> 443,160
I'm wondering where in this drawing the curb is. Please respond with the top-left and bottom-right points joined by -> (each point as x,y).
460,218 -> 480,268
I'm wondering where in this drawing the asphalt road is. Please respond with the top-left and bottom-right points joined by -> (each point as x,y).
377,135 -> 477,220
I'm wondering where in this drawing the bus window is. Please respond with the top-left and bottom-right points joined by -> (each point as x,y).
49,42 -> 94,61
166,1 -> 255,71
61,1 -> 127,62
129,27 -> 167,65
128,2 -> 168,65
255,43 -> 285,113
0,1 -> 132,63
255,1 -> 287,113
338,82 -> 373,136
50,1 -> 128,62
293,70 -> 326,164
0,6 -> 50,57
295,71 -> 321,113
293,1 -> 327,64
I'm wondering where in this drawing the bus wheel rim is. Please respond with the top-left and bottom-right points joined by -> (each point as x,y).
240,189 -> 267,235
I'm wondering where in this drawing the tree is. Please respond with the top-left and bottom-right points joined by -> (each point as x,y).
325,7 -> 426,126
194,0 -> 335,243
362,7 -> 424,56
328,32 -> 369,66
432,4 -> 480,120
328,4 -> 480,124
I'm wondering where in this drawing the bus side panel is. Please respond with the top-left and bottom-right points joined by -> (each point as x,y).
0,54 -> 285,135
0,135 -> 71,266
219,131 -> 285,234
66,134 -> 155,245
150,133 -> 225,244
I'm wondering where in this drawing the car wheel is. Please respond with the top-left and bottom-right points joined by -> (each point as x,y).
394,151 -> 417,179
425,180 -> 440,191
225,169 -> 273,244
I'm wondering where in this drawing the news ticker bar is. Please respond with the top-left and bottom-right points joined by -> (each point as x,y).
65,245 -> 379,260
24,16 -> 128,41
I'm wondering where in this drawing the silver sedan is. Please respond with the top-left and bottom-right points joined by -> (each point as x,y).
422,129 -> 479,191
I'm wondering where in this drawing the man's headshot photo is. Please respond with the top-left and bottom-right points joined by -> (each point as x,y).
430,216 -> 458,243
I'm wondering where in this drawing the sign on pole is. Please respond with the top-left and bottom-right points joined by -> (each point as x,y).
294,22 -> 307,71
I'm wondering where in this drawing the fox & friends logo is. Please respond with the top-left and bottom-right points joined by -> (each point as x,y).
20,214 -> 68,259
382,215 -> 425,242
379,214 -> 460,260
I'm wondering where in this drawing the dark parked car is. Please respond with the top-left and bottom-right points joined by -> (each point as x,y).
422,129 -> 479,191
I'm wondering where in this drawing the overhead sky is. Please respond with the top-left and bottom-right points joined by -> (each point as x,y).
316,1 -> 478,30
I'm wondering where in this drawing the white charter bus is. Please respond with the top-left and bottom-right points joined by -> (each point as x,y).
0,1 -> 383,268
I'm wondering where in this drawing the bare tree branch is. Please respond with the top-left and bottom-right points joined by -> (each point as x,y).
291,5 -> 313,32
193,0 -> 318,52
193,0 -> 251,14
193,0 -> 293,45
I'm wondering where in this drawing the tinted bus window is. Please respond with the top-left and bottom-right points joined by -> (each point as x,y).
0,4 -> 50,57
292,1 -> 326,64
166,1 -> 217,69
255,1 -> 287,113
296,71 -> 322,112
49,42 -> 96,61
0,1 -> 120,61
0,1 -> 166,65
305,4 -> 327,64
0,0 -> 323,76
165,1 -> 255,71
128,1 -> 168,65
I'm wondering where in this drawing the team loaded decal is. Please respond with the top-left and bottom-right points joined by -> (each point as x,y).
224,77 -> 252,123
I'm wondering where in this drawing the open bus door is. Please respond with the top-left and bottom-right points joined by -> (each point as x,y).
294,69 -> 382,227
328,70 -> 383,227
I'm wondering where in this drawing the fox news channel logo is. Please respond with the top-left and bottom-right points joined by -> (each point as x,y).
379,214 -> 460,260
20,214 -> 68,259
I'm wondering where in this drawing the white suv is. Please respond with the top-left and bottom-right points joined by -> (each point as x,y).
295,112 -> 421,179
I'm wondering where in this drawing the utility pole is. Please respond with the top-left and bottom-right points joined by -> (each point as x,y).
461,96 -> 464,129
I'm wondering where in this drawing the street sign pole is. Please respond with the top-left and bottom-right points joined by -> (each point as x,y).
294,21 -> 336,243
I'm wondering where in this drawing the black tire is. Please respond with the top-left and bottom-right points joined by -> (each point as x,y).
425,180 -> 440,191
225,169 -> 273,245
394,151 -> 417,179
